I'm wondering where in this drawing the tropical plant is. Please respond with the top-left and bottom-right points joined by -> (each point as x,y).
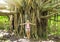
4,0 -> 60,39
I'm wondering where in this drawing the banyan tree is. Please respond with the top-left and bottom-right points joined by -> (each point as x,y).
4,0 -> 60,39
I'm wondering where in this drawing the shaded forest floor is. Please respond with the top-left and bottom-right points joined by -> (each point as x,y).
0,30 -> 60,42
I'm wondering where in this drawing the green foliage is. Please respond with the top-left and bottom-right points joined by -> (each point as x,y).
48,15 -> 60,36
0,16 -> 9,30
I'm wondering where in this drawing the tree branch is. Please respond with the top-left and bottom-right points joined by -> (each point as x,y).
40,12 -> 59,18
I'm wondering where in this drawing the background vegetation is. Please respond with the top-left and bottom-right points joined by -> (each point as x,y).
0,16 -> 9,31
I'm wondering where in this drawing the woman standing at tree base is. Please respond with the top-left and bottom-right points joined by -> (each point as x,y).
20,20 -> 35,39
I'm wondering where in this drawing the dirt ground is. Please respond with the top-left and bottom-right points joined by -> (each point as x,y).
0,30 -> 58,42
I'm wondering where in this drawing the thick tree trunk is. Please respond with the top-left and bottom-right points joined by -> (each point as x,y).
14,14 -> 18,36
40,11 -> 48,39
9,15 -> 13,33
14,0 -> 48,40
